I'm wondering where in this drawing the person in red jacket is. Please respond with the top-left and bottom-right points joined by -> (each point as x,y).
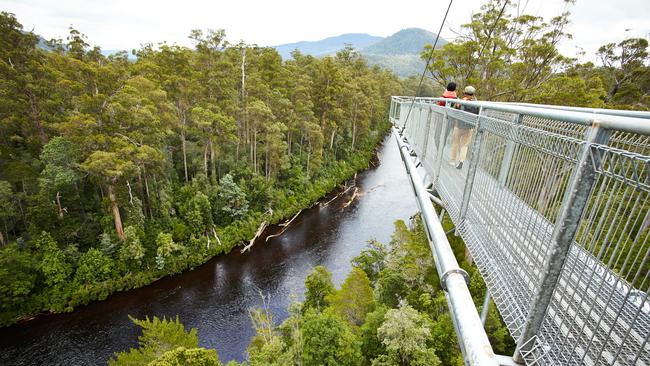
438,82 -> 458,106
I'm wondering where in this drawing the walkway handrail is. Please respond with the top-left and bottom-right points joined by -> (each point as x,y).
494,101 -> 650,120
391,96 -> 650,366
394,127 -> 501,366
392,96 -> 650,135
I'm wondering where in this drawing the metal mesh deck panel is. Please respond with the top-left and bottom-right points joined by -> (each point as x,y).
391,98 -> 650,366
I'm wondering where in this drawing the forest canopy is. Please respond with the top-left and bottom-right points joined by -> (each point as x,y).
415,0 -> 650,109
0,11 -> 401,325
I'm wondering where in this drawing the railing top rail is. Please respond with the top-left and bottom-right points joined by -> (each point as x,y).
391,96 -> 650,135
494,101 -> 650,120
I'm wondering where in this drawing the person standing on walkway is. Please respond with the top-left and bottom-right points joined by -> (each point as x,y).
450,86 -> 478,169
438,82 -> 458,106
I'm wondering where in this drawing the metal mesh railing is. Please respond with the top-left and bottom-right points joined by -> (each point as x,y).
391,97 -> 650,366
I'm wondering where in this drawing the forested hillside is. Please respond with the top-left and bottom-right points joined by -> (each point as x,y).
273,33 -> 383,60
0,12 -> 401,325
360,28 -> 448,77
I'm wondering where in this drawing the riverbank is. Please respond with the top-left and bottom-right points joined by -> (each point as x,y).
3,124 -> 391,328
0,124 -> 418,365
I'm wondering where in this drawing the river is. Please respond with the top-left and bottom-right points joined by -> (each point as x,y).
0,132 -> 417,365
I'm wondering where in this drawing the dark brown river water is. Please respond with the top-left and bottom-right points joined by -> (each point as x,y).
0,133 -> 417,365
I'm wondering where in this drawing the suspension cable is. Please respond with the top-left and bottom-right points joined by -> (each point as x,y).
464,0 -> 510,81
400,0 -> 453,133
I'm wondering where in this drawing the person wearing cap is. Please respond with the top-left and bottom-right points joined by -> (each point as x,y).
449,86 -> 478,169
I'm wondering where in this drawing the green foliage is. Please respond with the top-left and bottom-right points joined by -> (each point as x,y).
216,174 -> 249,222
0,244 -> 37,319
376,303 -> 440,366
148,347 -> 221,366
328,267 -> 374,327
74,247 -> 113,285
597,38 -> 650,107
420,0 -> 649,109
0,10 -> 396,326
360,305 -> 388,363
36,231 -> 71,287
247,307 -> 292,366
185,192 -> 213,236
303,265 -> 335,312
126,197 -> 146,231
301,309 -> 363,366
375,269 -> 408,309
238,217 -> 514,366
119,226 -> 146,269
156,232 -> 181,269
0,180 -> 16,244
352,240 -> 387,284
109,316 -> 200,366
100,232 -> 116,257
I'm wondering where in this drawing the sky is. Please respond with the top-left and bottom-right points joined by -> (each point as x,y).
2,0 -> 649,62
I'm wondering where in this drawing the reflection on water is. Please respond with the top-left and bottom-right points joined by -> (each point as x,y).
0,133 -> 417,365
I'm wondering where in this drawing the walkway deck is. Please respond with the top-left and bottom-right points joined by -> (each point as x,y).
393,98 -> 650,365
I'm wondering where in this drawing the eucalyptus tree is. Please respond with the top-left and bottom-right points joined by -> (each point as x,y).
598,38 -> 650,104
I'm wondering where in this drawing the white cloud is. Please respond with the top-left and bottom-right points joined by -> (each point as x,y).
1,0 -> 648,61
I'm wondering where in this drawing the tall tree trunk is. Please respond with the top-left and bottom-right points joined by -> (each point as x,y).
143,167 -> 151,199
287,130 -> 292,155
181,130 -> 189,182
241,48 -> 246,101
306,151 -> 311,177
143,169 -> 153,218
607,82 -> 621,102
55,191 -> 64,219
265,143 -> 269,181
239,48 -> 246,163
209,137 -> 217,183
253,130 -> 258,174
107,182 -> 125,241
0,227 -> 4,247
27,91 -> 48,145
351,103 -> 358,151
203,141 -> 209,177
329,129 -> 336,150
137,171 -> 148,219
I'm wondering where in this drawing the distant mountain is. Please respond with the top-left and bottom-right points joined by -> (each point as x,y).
273,33 -> 383,60
272,28 -> 447,77
362,28 -> 447,55
33,33 -> 137,60
361,28 -> 447,77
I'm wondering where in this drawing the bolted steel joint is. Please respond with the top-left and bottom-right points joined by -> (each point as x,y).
440,268 -> 470,291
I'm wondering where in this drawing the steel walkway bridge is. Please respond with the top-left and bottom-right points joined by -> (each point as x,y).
390,96 -> 650,366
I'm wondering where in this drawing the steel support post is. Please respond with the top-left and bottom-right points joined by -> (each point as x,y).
420,108 -> 433,166
498,113 -> 523,185
399,102 -> 404,127
480,290 -> 491,326
433,108 -> 450,187
512,124 -> 612,363
415,105 -> 423,147
459,108 -> 485,222
395,127 -> 500,366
